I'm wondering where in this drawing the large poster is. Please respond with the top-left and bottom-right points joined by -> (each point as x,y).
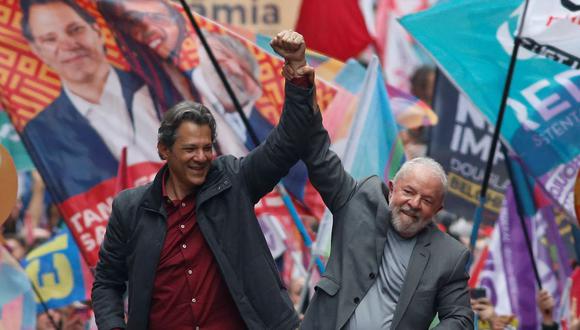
429,74 -> 509,224
0,0 -> 337,267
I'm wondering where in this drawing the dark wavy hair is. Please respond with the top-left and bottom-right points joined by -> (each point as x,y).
157,100 -> 217,158
21,0 -> 96,41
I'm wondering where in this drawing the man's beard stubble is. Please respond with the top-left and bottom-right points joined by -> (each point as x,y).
388,203 -> 431,238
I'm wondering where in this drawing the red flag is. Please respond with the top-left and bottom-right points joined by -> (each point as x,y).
295,0 -> 372,61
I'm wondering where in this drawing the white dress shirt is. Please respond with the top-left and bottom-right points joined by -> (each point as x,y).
65,69 -> 160,165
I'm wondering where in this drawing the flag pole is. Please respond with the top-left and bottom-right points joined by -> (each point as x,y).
30,281 -> 61,330
501,145 -> 542,289
177,0 -> 260,145
178,0 -> 325,274
469,0 -> 532,253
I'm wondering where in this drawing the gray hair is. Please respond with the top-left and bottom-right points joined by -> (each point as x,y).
201,29 -> 261,80
393,157 -> 448,197
157,101 -> 217,159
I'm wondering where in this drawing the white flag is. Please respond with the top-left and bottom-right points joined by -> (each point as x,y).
519,0 -> 580,68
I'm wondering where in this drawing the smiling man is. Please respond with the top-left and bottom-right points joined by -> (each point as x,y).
291,84 -> 474,329
92,30 -> 315,330
20,0 -> 162,198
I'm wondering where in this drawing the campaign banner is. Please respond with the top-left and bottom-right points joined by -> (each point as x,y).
179,0 -> 301,37
477,152 -> 573,328
0,0 -> 172,266
21,228 -> 94,313
542,155 -> 580,222
478,188 -> 572,328
0,0 -> 338,267
429,73 -> 509,225
519,0 -> 580,68
400,0 -> 580,180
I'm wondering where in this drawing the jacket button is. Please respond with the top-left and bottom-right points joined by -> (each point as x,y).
354,297 -> 360,304
369,273 -> 375,279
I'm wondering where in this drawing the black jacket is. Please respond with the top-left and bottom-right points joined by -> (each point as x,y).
92,82 -> 316,329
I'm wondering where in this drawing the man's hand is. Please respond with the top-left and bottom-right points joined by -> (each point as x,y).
490,315 -> 515,330
271,30 -> 315,85
470,297 -> 495,322
271,30 -> 307,70
537,289 -> 555,325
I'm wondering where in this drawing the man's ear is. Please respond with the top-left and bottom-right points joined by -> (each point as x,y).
387,180 -> 394,192
157,142 -> 168,160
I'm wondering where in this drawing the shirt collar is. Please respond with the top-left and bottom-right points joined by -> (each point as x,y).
64,68 -> 121,116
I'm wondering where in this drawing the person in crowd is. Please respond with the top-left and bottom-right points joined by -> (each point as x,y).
537,289 -> 580,330
288,69 -> 472,327
20,0 -> 164,199
92,30 -> 314,330
401,65 -> 436,159
3,234 -> 27,260
411,65 -> 436,107
470,295 -> 515,329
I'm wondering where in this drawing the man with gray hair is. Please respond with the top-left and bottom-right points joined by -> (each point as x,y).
194,29 -> 272,150
287,66 -> 473,328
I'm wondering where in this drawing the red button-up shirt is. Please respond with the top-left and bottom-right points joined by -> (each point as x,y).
148,173 -> 246,330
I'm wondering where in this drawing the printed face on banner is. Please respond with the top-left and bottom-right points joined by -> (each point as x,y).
1,0 -> 338,267
0,0 -> 167,266
26,2 -> 108,87
106,0 -> 182,61
198,33 -> 262,112
387,165 -> 443,237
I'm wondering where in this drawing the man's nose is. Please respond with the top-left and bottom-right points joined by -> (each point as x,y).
58,35 -> 78,50
192,149 -> 210,161
408,195 -> 421,209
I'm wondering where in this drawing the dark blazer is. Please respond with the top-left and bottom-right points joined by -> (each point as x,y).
92,82 -> 316,330
245,107 -> 309,201
21,69 -> 158,202
300,107 -> 474,329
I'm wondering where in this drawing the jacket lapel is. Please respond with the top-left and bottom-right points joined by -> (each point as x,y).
375,192 -> 390,266
390,226 -> 432,329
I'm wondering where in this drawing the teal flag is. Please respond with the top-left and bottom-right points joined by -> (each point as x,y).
0,111 -> 34,172
400,0 -> 580,178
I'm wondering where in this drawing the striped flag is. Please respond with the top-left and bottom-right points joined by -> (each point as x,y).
21,228 -> 93,313
0,245 -> 36,330
343,56 -> 405,181
476,153 -> 572,329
